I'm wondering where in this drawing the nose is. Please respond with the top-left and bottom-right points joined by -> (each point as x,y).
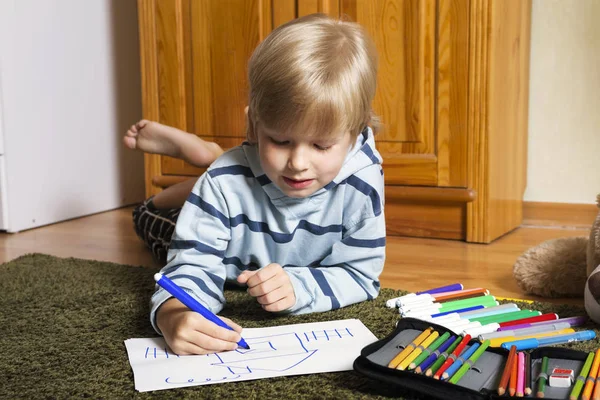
287,146 -> 309,172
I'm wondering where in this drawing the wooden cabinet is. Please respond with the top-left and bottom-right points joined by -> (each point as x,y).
137,0 -> 531,243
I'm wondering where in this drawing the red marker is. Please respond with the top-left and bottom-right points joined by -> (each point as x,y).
499,313 -> 558,328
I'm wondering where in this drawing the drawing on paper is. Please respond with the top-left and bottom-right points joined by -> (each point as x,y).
149,328 -> 354,384
125,319 -> 377,392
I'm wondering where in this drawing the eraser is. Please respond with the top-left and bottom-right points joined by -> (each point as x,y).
549,368 -> 574,387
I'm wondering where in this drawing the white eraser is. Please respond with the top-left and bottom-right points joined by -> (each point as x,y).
549,368 -> 574,388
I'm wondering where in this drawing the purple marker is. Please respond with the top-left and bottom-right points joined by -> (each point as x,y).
497,316 -> 588,331
416,283 -> 463,296
416,334 -> 456,373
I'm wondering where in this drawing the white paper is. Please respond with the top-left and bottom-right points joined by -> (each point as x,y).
124,318 -> 377,392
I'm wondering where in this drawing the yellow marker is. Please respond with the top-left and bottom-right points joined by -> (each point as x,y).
496,296 -> 535,304
397,330 -> 440,371
388,327 -> 434,369
488,328 -> 575,348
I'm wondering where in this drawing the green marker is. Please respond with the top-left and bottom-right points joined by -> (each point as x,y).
437,295 -> 498,313
426,335 -> 463,376
449,340 -> 491,384
570,352 -> 595,400
468,310 -> 540,325
537,356 -> 549,398
409,332 -> 451,370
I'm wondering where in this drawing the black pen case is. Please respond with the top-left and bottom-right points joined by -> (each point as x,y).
353,317 -> 593,400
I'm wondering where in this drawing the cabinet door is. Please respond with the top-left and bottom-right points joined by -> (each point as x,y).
148,0 -> 272,177
274,1 -> 468,188
342,0 -> 439,186
140,0 -> 468,188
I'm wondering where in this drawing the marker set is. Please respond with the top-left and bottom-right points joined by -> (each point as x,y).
354,318 -> 600,400
386,285 -> 591,350
356,284 -> 598,399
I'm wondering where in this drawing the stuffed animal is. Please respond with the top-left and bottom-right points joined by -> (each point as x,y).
513,195 -> 600,319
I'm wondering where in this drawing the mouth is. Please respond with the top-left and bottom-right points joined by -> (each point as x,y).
282,177 -> 314,189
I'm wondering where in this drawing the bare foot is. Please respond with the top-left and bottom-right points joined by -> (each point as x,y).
123,120 -> 224,168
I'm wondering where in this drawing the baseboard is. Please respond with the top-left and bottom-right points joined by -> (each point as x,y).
523,201 -> 599,229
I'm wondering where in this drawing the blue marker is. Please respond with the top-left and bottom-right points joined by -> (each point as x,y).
500,330 -> 596,351
416,334 -> 456,373
442,342 -> 480,381
154,273 -> 250,349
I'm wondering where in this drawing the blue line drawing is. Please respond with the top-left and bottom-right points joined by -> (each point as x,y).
125,319 -> 377,392
141,327 -> 356,385
144,346 -> 178,359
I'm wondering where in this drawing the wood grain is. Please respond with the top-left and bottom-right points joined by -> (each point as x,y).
466,0 -> 532,243
342,0 -> 438,186
137,0 -> 162,197
523,202 -> 599,228
156,0 -> 187,130
436,0 -> 469,187
485,0 -> 531,241
190,0 -> 214,136
296,0 -> 340,18
273,0 -> 296,28
466,0 -> 490,242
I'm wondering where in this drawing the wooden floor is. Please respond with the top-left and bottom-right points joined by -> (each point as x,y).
0,206 -> 590,306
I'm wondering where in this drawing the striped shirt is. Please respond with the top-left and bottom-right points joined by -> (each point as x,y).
150,128 -> 386,333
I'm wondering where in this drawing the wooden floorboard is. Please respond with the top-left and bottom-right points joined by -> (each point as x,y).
0,207 -> 590,306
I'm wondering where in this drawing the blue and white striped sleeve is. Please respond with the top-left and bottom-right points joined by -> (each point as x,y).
283,175 -> 386,314
149,173 -> 231,334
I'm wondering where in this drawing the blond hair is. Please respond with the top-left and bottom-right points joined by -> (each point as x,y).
246,13 -> 379,143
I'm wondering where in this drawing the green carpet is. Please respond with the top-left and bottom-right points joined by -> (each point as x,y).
0,254 -> 595,399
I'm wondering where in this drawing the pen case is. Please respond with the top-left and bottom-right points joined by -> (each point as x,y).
353,317 -> 596,400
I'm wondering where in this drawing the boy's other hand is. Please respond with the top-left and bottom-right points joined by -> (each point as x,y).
156,298 -> 242,355
237,263 -> 296,312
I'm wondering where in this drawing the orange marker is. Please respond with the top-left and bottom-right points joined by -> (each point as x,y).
583,349 -> 600,400
509,351 -> 518,396
593,374 -> 600,400
497,345 -> 516,396
433,288 -> 489,303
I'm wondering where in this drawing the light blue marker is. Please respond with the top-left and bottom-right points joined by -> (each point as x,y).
458,303 -> 520,319
154,273 -> 250,349
500,330 -> 596,351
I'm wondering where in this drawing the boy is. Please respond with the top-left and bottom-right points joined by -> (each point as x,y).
126,14 -> 385,355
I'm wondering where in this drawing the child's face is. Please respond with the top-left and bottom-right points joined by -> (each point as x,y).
256,123 -> 355,198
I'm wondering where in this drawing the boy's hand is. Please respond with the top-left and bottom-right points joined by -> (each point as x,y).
156,298 -> 243,355
237,263 -> 296,312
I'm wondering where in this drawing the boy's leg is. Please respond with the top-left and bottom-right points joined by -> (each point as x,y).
131,179 -> 196,263
126,119 -> 229,262
123,119 -> 224,168
151,178 -> 197,209
132,197 -> 180,264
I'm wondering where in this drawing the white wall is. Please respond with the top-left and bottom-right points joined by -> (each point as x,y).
524,0 -> 600,204
0,0 -> 144,232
